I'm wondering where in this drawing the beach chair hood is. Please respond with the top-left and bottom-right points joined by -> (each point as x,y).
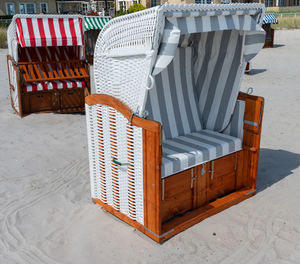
84,16 -> 111,31
94,4 -> 265,118
7,14 -> 85,62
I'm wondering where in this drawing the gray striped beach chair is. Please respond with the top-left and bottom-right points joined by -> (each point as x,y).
86,3 -> 266,242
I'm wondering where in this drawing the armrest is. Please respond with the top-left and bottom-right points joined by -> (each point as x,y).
85,94 -> 163,237
223,100 -> 245,141
85,94 -> 161,133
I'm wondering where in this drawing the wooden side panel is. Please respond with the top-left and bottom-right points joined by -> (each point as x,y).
22,93 -> 31,114
143,127 -> 162,237
161,169 -> 193,223
238,92 -> 264,189
235,150 -> 245,190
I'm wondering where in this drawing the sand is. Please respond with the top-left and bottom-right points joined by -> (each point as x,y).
0,29 -> 300,264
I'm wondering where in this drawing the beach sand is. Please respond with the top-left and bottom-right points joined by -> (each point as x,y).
0,29 -> 300,264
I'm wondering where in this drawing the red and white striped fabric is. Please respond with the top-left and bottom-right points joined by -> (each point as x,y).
16,17 -> 84,47
22,80 -> 86,92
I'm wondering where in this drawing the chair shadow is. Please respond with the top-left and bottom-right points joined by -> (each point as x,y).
249,69 -> 267,75
272,44 -> 285,48
256,148 -> 300,193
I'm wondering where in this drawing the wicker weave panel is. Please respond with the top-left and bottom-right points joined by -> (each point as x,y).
86,104 -> 144,224
94,7 -> 161,114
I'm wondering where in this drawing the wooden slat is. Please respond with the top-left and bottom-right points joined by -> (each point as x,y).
161,169 -> 193,223
27,64 -> 37,81
67,62 -> 76,78
20,65 -> 30,82
143,128 -> 162,237
72,62 -> 81,76
49,62 -> 59,78
193,164 -> 207,209
17,60 -> 89,82
33,64 -> 42,80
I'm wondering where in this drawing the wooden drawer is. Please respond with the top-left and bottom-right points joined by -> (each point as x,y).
29,92 -> 53,112
161,169 -> 193,223
207,153 -> 237,202
60,88 -> 84,109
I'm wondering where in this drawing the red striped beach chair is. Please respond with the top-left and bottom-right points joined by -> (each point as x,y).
7,15 -> 90,117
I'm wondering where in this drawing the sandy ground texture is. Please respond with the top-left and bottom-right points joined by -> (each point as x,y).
0,29 -> 300,264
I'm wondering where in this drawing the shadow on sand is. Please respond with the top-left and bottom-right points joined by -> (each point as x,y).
256,148 -> 300,193
272,44 -> 285,48
249,69 -> 267,75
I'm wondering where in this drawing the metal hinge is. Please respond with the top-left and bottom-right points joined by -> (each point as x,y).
162,179 -> 165,201
191,168 -> 198,188
209,161 -> 214,180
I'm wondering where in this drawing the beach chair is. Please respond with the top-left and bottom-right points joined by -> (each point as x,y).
262,14 -> 278,48
84,16 -> 111,65
85,4 -> 266,242
7,14 -> 90,117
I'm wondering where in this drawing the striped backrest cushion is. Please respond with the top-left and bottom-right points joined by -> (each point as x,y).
194,30 -> 244,132
145,47 -> 202,140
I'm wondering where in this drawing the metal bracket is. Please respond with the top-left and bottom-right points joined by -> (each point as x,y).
143,226 -> 174,239
201,164 -> 205,175
112,158 -> 130,167
162,179 -> 165,201
191,168 -> 198,188
234,152 -> 238,171
128,107 -> 140,125
209,161 -> 214,180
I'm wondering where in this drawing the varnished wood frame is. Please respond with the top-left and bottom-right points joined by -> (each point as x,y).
7,54 -> 91,118
86,92 -> 264,243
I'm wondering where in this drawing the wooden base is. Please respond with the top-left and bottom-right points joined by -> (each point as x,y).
93,187 -> 255,243
19,88 -> 88,117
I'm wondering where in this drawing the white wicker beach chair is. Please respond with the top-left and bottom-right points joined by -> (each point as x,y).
86,3 -> 266,242
7,14 -> 90,117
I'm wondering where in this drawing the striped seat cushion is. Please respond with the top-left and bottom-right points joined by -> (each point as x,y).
22,79 -> 86,92
162,129 -> 242,178
145,47 -> 202,140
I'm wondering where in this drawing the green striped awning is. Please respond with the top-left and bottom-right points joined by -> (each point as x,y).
84,16 -> 111,31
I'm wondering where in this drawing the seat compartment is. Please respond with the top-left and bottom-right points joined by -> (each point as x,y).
162,130 -> 241,178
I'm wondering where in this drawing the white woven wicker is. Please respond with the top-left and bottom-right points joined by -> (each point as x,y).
86,103 -> 144,224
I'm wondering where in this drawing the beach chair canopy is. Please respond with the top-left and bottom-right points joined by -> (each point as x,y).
7,14 -> 85,62
263,13 -> 278,24
94,4 -> 265,120
7,14 -> 84,62
84,16 -> 111,31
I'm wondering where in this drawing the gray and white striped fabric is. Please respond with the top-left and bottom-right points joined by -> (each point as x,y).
223,100 -> 245,140
194,30 -> 245,132
152,5 -> 265,76
162,129 -> 242,178
145,47 -> 202,140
